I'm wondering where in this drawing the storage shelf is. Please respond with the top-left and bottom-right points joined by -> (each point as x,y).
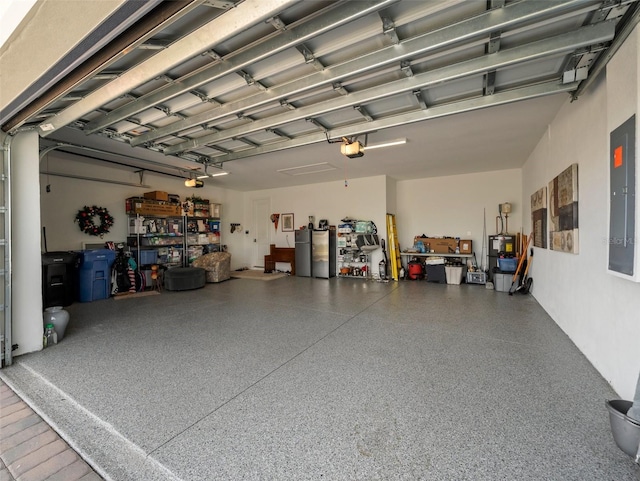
337,274 -> 371,279
401,252 -> 472,257
139,233 -> 183,237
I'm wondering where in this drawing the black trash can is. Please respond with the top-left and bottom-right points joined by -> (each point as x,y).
42,251 -> 80,308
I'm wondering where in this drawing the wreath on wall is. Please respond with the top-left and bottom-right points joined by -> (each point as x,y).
75,205 -> 114,237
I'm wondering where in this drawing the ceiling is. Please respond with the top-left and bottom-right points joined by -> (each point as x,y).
2,0 -> 639,191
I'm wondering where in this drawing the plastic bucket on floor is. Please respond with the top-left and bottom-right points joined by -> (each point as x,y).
605,400 -> 640,461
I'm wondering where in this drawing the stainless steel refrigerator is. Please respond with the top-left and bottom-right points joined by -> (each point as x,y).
312,229 -> 336,278
295,229 -> 312,277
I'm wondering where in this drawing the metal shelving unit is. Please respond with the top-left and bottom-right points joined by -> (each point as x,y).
185,203 -> 221,265
127,214 -> 185,269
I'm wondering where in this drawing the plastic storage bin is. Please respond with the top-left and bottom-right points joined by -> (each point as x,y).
445,265 -> 467,285
497,257 -> 517,272
78,249 -> 116,302
138,249 -> 158,265
493,273 -> 512,292
425,264 -> 446,283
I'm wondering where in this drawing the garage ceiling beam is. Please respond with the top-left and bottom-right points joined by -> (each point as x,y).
572,2 -> 640,99
84,0 -> 397,136
199,80 -> 580,164
164,22 -> 615,155
131,0 -> 594,147
38,0 -> 302,137
1,0 -> 199,133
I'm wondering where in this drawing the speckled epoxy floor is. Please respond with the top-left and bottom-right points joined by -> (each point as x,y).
1,277 -> 638,480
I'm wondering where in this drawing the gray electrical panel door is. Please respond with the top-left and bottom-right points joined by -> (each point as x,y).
609,115 -> 635,276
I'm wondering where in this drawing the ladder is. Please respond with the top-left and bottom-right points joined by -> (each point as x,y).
386,213 -> 401,281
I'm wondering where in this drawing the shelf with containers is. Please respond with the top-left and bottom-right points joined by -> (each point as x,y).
126,197 -> 187,270
336,220 -> 379,279
185,202 -> 222,265
127,214 -> 185,269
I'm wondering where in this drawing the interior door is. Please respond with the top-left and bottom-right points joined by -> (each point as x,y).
252,198 -> 271,268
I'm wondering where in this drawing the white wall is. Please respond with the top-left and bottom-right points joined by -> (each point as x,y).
521,26 -> 640,399
396,169 -> 523,268
244,176 -> 389,270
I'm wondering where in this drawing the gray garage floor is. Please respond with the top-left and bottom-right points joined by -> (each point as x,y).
1,276 -> 638,481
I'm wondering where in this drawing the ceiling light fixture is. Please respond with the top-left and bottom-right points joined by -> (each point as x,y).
197,171 -> 228,179
339,137 -> 407,158
197,163 -> 229,179
362,138 -> 407,151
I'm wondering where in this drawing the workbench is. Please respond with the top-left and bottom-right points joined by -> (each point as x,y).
400,252 -> 472,259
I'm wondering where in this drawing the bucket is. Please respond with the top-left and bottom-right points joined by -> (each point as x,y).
605,400 -> 640,461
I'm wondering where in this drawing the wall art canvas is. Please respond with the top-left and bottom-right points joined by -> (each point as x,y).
548,163 -> 579,254
531,186 -> 547,248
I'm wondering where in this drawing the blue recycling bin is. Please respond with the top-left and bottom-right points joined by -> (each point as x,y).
78,249 -> 116,302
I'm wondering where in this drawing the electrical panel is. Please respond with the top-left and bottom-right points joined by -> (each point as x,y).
608,115 -> 637,280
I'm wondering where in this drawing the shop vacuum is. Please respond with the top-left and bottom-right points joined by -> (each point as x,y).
407,258 -> 424,280
379,239 -> 388,280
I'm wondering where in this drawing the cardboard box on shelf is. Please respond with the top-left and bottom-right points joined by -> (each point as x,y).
414,237 -> 458,254
143,191 -> 169,201
126,198 -> 182,216
459,239 -> 472,254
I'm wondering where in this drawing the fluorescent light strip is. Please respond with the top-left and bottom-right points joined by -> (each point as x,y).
197,171 -> 229,179
362,138 -> 407,151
